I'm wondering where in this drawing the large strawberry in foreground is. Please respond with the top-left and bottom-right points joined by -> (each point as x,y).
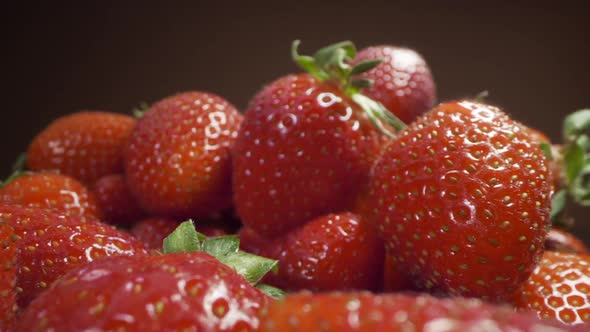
364,100 -> 553,301
352,45 -> 436,123
17,221 -> 280,332
125,92 -> 242,219
27,111 -> 136,185
259,291 -> 577,331
233,41 -> 404,237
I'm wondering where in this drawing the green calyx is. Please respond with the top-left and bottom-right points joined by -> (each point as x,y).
1,153 -> 29,187
291,40 -> 406,137
548,109 -> 590,227
162,220 -> 283,298
132,102 -> 150,118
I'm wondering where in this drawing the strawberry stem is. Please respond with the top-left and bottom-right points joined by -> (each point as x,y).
291,40 -> 407,136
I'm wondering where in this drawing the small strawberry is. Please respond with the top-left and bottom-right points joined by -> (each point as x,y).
124,91 -> 243,219
234,41 -> 404,237
364,100 -> 552,301
0,220 -> 17,329
17,221 -> 280,331
131,218 -> 229,251
259,291 -> 576,331
93,174 -> 145,226
27,111 -> 136,185
0,172 -> 102,220
240,212 -> 384,292
513,251 -> 590,326
545,228 -> 589,254
0,204 -> 148,308
352,45 -> 436,123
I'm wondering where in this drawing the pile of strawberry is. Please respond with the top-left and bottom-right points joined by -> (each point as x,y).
1,40 -> 589,331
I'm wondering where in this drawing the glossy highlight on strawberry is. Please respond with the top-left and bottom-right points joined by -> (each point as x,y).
365,100 -> 552,301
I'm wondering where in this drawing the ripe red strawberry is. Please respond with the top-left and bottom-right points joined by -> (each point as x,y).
0,204 -> 148,308
545,228 -> 589,254
352,45 -> 436,123
93,174 -> 145,226
383,251 -> 415,292
240,212 -> 384,292
0,172 -> 102,220
124,91 -> 242,219
259,291 -> 576,331
17,222 -> 278,331
130,217 -> 228,250
27,111 -> 136,185
233,41 -> 403,237
364,100 -> 552,301
0,221 -> 17,329
513,251 -> 590,326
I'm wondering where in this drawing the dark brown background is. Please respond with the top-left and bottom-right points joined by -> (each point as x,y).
3,2 -> 589,240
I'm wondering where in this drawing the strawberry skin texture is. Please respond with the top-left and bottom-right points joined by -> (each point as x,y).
259,291 -> 575,331
93,174 -> 145,226
0,204 -> 148,308
365,100 -> 552,301
352,46 -> 436,124
513,251 -> 590,325
240,212 -> 384,292
233,73 -> 383,237
0,172 -> 102,220
125,91 -> 242,219
0,221 -> 17,329
18,253 -> 269,332
27,111 -> 136,185
545,228 -> 589,254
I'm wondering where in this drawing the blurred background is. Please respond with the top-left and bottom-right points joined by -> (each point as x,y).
3,2 -> 589,238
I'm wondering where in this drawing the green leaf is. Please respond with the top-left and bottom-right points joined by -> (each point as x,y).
162,220 -> 201,254
11,153 -> 27,173
550,189 -> 567,220
351,78 -> 374,89
570,161 -> 590,206
473,90 -> 489,102
539,142 -> 553,161
352,94 -> 406,135
256,284 -> 286,300
350,59 -> 382,76
291,40 -> 328,81
564,139 -> 586,184
563,109 -> 590,141
132,102 -> 150,118
313,40 -> 356,68
201,235 -> 240,260
218,251 -> 278,285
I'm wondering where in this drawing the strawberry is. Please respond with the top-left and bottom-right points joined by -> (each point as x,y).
17,221 -> 280,331
545,228 -> 589,254
233,41 -> 404,237
513,251 -> 590,326
0,204 -> 148,308
259,291 -> 576,331
27,111 -> 136,185
0,172 -> 102,220
352,45 -> 436,123
93,174 -> 145,226
364,100 -> 552,301
130,217 -> 228,250
240,212 -> 384,292
383,250 -> 415,292
124,91 -> 243,219
0,220 -> 17,329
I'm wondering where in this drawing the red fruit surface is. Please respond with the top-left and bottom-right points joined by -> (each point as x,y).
241,213 -> 384,292
545,228 -> 589,254
0,204 -> 148,308
18,253 -> 269,331
0,220 -> 17,329
383,250 -> 414,292
125,91 -> 242,219
365,100 -> 552,301
233,73 -> 383,237
259,291 -> 575,331
27,111 -> 136,185
352,45 -> 436,123
93,174 -> 145,226
513,251 -> 590,326
0,172 -> 102,219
